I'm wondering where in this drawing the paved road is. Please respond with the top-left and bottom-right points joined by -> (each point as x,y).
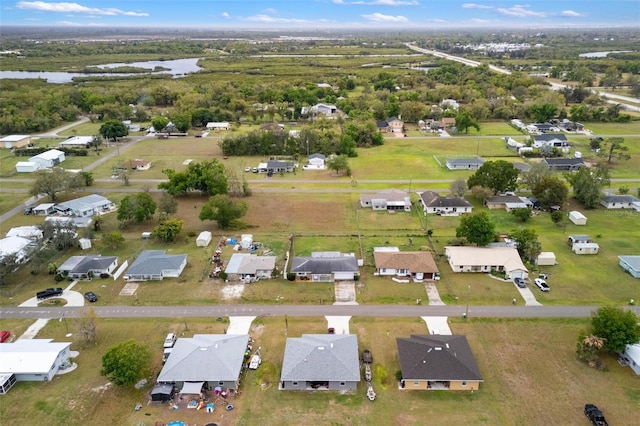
2,304 -> 639,319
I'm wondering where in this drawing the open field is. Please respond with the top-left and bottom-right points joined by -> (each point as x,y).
0,316 -> 638,426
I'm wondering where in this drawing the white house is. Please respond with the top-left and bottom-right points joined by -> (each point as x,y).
600,194 -> 640,210
1,134 -> 31,149
445,158 -> 484,170
55,194 -> 116,217
444,246 -> 528,279
620,343 -> 640,375
124,250 -> 188,281
57,255 -> 118,279
0,236 -> 34,263
310,103 -> 338,116
6,226 -> 43,241
419,191 -> 472,216
304,153 -> 326,170
224,253 -> 276,281
290,252 -> 359,282
29,149 -> 65,169
59,136 -> 94,148
206,122 -> 230,131
0,339 -> 72,393
360,189 -> 411,212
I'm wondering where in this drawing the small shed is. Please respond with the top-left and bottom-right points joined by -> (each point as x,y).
569,211 -> 587,226
572,242 -> 600,255
150,383 -> 175,402
196,231 -> 212,247
15,161 -> 39,173
241,234 -> 253,250
78,238 -> 92,250
536,252 -> 556,266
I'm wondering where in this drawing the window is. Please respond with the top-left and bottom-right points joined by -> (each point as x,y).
340,382 -> 346,386
413,381 -> 419,386
292,381 -> 298,386
462,381 -> 467,386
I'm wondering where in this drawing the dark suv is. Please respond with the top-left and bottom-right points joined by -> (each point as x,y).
514,278 -> 526,288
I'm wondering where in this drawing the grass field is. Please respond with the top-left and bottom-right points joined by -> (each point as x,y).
0,316 -> 638,426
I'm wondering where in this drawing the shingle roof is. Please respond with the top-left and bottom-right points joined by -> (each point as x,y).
58,255 -> 117,274
55,194 -> 113,212
360,189 -> 410,204
420,191 -> 471,208
157,334 -> 249,383
602,194 -> 640,204
290,255 -> 359,274
374,251 -> 438,274
280,334 -> 360,382
396,334 -> 482,381
446,158 -> 484,166
127,250 -> 187,276
543,158 -> 584,166
534,133 -> 567,141
619,256 -> 640,272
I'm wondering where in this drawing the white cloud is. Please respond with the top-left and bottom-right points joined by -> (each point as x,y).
221,12 -> 230,19
560,10 -> 585,17
16,1 -> 148,17
462,3 -> 493,9
334,0 -> 419,6
263,8 -> 277,14
496,5 -> 547,18
56,20 -> 105,26
245,14 -> 308,24
362,12 -> 408,22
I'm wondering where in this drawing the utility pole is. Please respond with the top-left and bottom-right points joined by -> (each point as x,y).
476,140 -> 481,157
464,285 -> 471,319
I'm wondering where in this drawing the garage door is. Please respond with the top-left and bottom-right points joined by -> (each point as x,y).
333,272 -> 354,281
510,270 -> 524,279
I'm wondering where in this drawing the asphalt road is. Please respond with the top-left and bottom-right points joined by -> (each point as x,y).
2,304 -> 639,319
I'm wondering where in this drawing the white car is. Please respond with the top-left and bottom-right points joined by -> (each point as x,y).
163,333 -> 176,348
534,278 -> 550,292
244,167 -> 251,172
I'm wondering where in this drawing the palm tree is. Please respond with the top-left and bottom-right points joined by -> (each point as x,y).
583,334 -> 605,350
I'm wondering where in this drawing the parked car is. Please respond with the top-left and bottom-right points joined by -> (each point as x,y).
84,291 -> 98,302
514,278 -> 526,288
0,330 -> 10,343
534,278 -> 550,292
244,166 -> 251,172
163,347 -> 173,363
164,333 -> 176,349
23,206 -> 34,215
36,287 -> 63,300
328,327 -> 335,334
584,404 -> 608,426
538,273 -> 548,280
252,167 -> 258,173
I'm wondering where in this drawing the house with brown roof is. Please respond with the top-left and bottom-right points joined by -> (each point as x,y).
397,334 -> 483,391
419,191 -> 472,216
360,189 -> 411,212
373,248 -> 439,280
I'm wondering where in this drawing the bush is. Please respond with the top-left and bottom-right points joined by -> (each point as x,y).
286,273 -> 296,281
54,274 -> 65,282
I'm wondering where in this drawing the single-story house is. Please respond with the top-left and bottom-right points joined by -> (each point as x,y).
280,334 -> 360,391
513,162 -> 531,173
264,160 -> 295,173
531,123 -> 555,133
6,226 -> 43,241
57,255 -> 118,280
224,253 -> 277,282
376,117 -> 404,133
484,195 -> 532,212
572,242 -> 600,255
124,250 -> 188,281
445,158 -> 484,170
196,231 -> 212,247
29,149 -> 65,169
0,339 -> 72,393
1,134 -> 31,149
360,189 -> 411,212
16,161 -> 42,173
620,343 -> 640,375
600,194 -> 640,210
419,191 -> 472,216
618,256 -> 640,278
310,103 -> 338,116
59,136 -> 94,148
45,215 -> 91,229
441,99 -> 460,110
290,252 -> 359,282
259,122 -> 285,132
304,153 -> 326,170
536,252 -> 557,266
437,117 -> 456,128
206,122 -> 230,131
444,246 -> 528,279
569,211 -> 587,225
157,334 -> 250,390
397,334 -> 482,391
0,236 -> 34,263
568,235 -> 591,245
121,159 -> 151,171
32,203 -> 56,216
55,194 -> 116,217
543,157 -> 584,171
373,249 -> 439,280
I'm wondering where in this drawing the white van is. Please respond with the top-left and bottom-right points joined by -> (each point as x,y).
163,333 -> 176,349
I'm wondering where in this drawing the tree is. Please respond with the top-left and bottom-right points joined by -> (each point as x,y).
101,339 -> 150,386
521,161 -> 551,190
326,155 -> 351,177
99,119 -> 128,143
103,231 -> 125,250
29,168 -> 82,202
78,171 -> 94,187
150,116 -> 169,133
455,110 -> 480,134
470,185 -> 493,201
528,103 -> 558,123
576,333 -> 605,366
566,164 -> 609,209
153,218 -> 184,243
117,193 -> 157,223
550,210 -> 565,225
39,220 -> 78,250
158,192 -> 178,215
510,228 -> 541,263
600,137 -> 630,165
199,194 -> 248,229
158,160 -> 228,196
74,307 -> 97,347
590,306 -> 640,353
0,253 -> 20,286
450,178 -> 467,197
511,208 -> 532,223
456,211 -> 495,247
467,160 -> 518,194
532,176 -> 569,208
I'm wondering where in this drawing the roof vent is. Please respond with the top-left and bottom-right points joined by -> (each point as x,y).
200,347 -> 207,351
318,346 -> 325,350
445,344 -> 449,349
435,347 -> 442,351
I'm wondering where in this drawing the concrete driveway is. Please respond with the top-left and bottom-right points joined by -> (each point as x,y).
425,282 -> 445,306
325,316 -> 351,334
19,281 -> 85,308
334,281 -> 357,305
226,316 -> 256,334
421,316 -> 452,335
516,283 -> 542,306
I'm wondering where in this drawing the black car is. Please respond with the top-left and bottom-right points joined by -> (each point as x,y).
84,292 -> 98,303
36,287 -> 63,300
23,206 -> 34,215
584,404 -> 608,426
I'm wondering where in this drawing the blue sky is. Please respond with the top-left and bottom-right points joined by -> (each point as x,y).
2,1 -> 639,29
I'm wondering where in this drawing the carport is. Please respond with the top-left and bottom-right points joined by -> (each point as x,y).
151,383 -> 175,402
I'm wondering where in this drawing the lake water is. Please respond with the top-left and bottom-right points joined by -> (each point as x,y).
578,50 -> 631,58
0,58 -> 202,83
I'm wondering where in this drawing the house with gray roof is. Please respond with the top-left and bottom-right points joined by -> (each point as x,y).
157,334 -> 249,390
224,253 -> 276,282
543,157 -> 584,171
619,256 -> 640,278
55,194 -> 116,217
419,191 -> 472,216
397,334 -> 483,391
445,158 -> 484,170
600,194 -> 640,211
360,189 -> 411,212
290,252 -> 359,282
280,334 -> 360,391
484,195 -> 533,211
57,255 -> 118,280
124,250 -> 187,281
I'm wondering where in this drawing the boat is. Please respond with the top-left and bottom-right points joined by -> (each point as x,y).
367,385 -> 376,401
364,364 -> 372,382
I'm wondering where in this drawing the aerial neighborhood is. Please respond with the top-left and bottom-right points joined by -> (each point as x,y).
0,20 -> 639,426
